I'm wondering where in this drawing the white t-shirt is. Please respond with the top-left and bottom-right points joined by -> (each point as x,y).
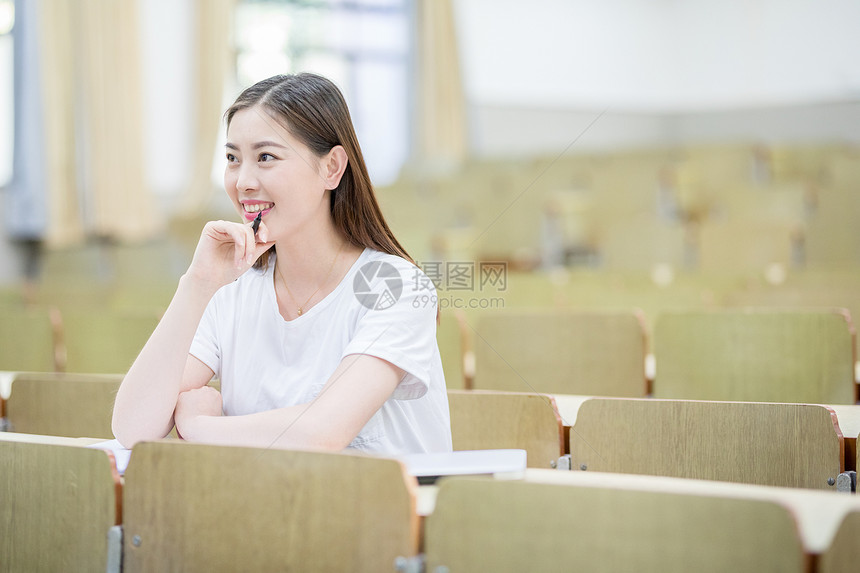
189,248 -> 453,455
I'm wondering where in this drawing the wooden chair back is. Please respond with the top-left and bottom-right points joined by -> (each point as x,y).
0,305 -> 59,371
820,510 -> 860,573
437,310 -> 468,389
448,389 -> 564,469
569,398 -> 843,489
0,433 -> 121,572
121,441 -> 420,572
5,372 -> 123,438
472,309 -> 648,397
424,473 -> 808,572
653,309 -> 857,403
60,309 -> 159,373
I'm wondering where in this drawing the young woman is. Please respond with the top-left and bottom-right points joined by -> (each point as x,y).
112,73 -> 452,456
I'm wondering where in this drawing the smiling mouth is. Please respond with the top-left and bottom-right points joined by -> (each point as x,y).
244,202 -> 274,213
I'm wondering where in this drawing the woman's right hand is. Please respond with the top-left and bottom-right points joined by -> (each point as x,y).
185,219 -> 274,291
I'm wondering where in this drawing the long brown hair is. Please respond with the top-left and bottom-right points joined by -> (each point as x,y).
224,73 -> 412,269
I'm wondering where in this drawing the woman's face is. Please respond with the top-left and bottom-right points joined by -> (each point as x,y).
224,105 -> 330,240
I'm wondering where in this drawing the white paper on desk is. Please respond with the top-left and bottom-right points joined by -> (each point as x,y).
398,449 -> 527,479
86,439 -> 131,475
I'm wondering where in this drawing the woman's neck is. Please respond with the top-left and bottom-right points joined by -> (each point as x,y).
271,223 -> 363,321
272,218 -> 364,295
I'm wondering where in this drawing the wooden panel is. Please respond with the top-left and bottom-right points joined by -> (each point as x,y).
570,398 -> 842,490
0,435 -> 121,572
122,441 -> 419,573
472,309 -> 647,397
653,309 -> 856,404
448,390 -> 563,469
5,372 -> 123,438
424,475 -> 807,572
820,510 -> 860,573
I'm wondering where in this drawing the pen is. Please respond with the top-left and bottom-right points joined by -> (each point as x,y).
252,212 -> 262,236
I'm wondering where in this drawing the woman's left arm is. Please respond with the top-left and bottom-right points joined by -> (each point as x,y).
174,353 -> 404,450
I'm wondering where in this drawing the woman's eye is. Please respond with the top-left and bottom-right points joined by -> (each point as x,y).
259,153 -> 276,162
226,153 -> 238,163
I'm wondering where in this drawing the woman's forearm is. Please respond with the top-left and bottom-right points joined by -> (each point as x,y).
176,354 -> 405,452
177,403 -> 349,451
111,274 -> 219,447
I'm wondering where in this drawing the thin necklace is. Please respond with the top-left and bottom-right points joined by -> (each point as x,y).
276,241 -> 345,316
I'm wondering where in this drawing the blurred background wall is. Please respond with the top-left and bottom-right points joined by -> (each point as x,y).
0,0 -> 858,312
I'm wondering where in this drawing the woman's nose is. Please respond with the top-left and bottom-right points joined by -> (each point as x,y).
234,163 -> 259,193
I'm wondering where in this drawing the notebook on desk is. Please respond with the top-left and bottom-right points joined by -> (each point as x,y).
87,440 -> 528,483
398,449 -> 528,484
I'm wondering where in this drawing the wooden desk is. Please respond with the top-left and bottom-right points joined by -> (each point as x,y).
550,393 -> 592,453
551,394 -> 593,428
0,369 -> 13,399
828,404 -> 860,471
0,431 -> 104,446
0,432 -> 122,572
0,371 -> 10,430
526,470 -> 860,556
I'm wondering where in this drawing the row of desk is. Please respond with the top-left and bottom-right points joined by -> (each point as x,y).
451,390 -> 860,492
447,308 -> 860,406
2,374 -> 859,487
4,431 -> 860,572
4,372 -> 860,570
2,373 -> 859,487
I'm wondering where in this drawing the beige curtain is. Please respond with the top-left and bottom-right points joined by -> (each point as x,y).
38,0 -> 84,246
177,0 -> 236,218
78,0 -> 159,241
414,0 -> 468,169
37,0 -> 159,245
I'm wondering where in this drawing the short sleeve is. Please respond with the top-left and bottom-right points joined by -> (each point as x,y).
189,295 -> 222,377
343,258 -> 439,400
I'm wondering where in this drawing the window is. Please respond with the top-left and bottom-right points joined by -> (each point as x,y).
233,0 -> 411,185
0,0 -> 14,187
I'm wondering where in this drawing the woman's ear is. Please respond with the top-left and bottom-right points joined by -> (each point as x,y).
322,145 -> 348,190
